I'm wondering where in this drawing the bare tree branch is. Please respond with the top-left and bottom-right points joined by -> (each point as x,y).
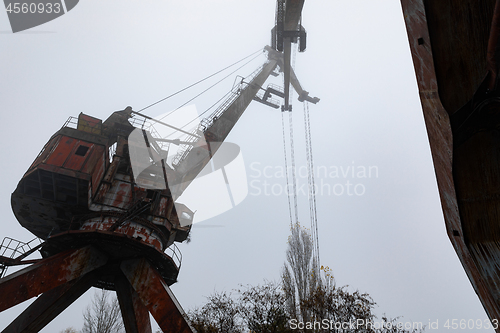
81,289 -> 125,333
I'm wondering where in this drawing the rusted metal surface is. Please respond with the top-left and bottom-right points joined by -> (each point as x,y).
0,245 -> 107,312
115,275 -> 152,333
121,258 -> 196,333
401,0 -> 500,326
77,113 -> 103,135
44,136 -> 79,167
2,272 -> 95,333
80,217 -> 164,251
41,136 -> 105,175
422,0 -> 495,113
487,1 -> 500,89
7,101 -> 196,332
450,0 -> 500,317
43,230 -> 180,286
0,237 -> 180,331
98,179 -> 133,209
28,135 -> 61,171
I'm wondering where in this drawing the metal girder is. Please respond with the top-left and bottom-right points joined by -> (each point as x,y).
282,0 -> 305,111
283,38 -> 292,110
284,0 -> 305,31
174,58 -> 279,194
0,245 -> 107,312
202,59 -> 279,143
115,275 -> 152,333
120,258 -> 195,333
1,272 -> 96,333
265,46 -> 320,106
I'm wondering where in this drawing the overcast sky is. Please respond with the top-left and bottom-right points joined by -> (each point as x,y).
0,1 -> 493,332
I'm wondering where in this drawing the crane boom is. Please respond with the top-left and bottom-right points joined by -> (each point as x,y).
168,44 -> 319,198
172,53 -> 279,195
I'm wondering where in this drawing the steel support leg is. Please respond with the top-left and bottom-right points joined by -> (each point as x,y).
115,275 -> 152,333
120,258 -> 195,333
1,271 -> 96,333
0,246 -> 107,312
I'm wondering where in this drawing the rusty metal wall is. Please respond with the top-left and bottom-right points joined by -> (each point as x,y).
401,0 -> 500,326
423,0 -> 496,113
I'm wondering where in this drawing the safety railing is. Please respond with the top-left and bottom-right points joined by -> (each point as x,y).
267,83 -> 284,93
128,115 -> 148,129
0,237 -> 43,277
198,62 -> 267,131
170,125 -> 202,167
0,237 -> 42,259
129,114 -> 170,152
62,116 -> 79,129
254,91 -> 281,108
165,243 -> 183,269
200,84 -> 242,131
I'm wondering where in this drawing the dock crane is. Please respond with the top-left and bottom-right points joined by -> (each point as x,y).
0,1 -> 319,332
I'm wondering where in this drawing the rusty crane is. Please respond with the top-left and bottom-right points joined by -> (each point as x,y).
0,1 -> 318,332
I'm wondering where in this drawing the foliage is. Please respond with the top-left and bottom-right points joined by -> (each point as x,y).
59,328 -> 79,333
188,279 -> 426,333
81,289 -> 124,333
237,282 -> 291,333
301,265 -> 376,328
188,224 -> 424,333
189,282 -> 292,333
189,291 -> 243,333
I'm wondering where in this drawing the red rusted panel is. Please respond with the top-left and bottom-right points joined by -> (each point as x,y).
63,142 -> 93,171
45,136 -> 78,167
80,217 -> 163,251
100,180 -> 133,209
28,136 -> 61,172
115,276 -> 152,333
401,0 -> 500,326
0,246 -> 107,312
121,258 -> 195,333
2,272 -> 95,333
